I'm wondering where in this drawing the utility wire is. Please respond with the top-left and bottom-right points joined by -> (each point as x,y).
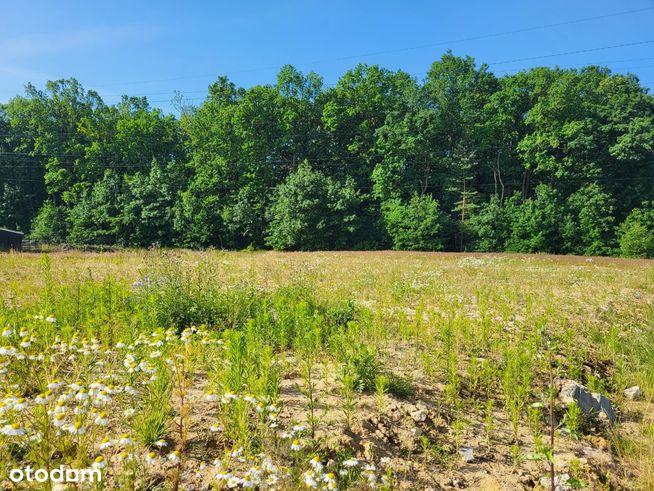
91,6 -> 654,90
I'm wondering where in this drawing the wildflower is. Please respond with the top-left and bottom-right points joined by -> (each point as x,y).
210,423 -> 223,432
20,337 -> 31,348
309,456 -> 323,472
48,380 -> 64,390
243,394 -> 257,404
380,457 -> 390,466
303,470 -> 318,488
205,391 -> 220,402
2,329 -> 13,337
266,474 -> 279,485
67,420 -> 86,435
116,342 -> 126,349
167,450 -> 181,464
124,385 -> 138,396
226,476 -> 241,488
343,458 -> 359,468
117,451 -> 133,463
221,392 -> 238,403
117,433 -> 134,445
75,389 -> 89,401
34,393 -> 50,405
2,422 -> 26,436
291,439 -> 303,451
53,413 -> 67,428
124,408 -> 136,417
95,390 -> 112,405
323,472 -> 338,490
145,451 -> 159,465
92,456 -> 107,469
231,447 -> 243,458
45,317 -> 57,323
99,437 -> 112,450
12,398 -> 27,411
292,424 -> 306,433
95,412 -> 109,426
154,439 -> 167,448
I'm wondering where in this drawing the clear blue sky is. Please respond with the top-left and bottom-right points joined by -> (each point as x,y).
1,0 -> 653,113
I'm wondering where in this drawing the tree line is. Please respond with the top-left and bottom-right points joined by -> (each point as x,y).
1,52 -> 653,257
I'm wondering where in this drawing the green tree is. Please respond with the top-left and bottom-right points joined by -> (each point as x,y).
617,202 -> 654,258
468,195 -> 511,252
505,185 -> 566,253
29,202 -> 68,243
562,184 -> 616,255
382,194 -> 448,251
67,171 -> 123,245
265,163 -> 360,250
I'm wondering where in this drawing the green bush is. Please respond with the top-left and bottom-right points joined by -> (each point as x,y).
265,162 -> 361,250
30,201 -> 68,243
382,193 -> 448,251
618,202 -> 654,258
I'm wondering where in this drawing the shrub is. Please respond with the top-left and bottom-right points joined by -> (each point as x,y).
30,201 -> 68,243
468,195 -> 511,252
382,193 -> 448,251
265,162 -> 361,250
618,202 -> 654,258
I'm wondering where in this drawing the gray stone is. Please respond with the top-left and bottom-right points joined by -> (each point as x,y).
410,409 -> 428,422
539,473 -> 572,491
624,385 -> 643,400
558,380 -> 615,422
458,446 -> 474,462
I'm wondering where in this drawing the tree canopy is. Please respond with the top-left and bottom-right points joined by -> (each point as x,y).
1,53 -> 653,256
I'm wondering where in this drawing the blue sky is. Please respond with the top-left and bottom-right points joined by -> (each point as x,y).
1,0 -> 653,113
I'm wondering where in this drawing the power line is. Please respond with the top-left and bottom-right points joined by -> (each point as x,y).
1,172 -> 653,191
90,6 -> 654,91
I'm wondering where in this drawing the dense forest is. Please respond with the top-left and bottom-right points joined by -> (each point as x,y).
1,52 -> 653,256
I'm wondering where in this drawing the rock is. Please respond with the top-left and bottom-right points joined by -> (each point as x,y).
558,380 -> 616,422
624,385 -> 643,400
539,473 -> 572,491
410,409 -> 428,422
458,446 -> 474,462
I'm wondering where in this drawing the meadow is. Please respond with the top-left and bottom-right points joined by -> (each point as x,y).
0,250 -> 652,490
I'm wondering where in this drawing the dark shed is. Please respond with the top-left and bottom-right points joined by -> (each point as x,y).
0,228 -> 24,251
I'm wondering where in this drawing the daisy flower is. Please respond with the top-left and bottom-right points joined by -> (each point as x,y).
2,422 -> 26,436
92,456 -> 107,469
290,439 -> 303,452
94,412 -> 109,426
167,450 -> 181,465
145,451 -> 159,465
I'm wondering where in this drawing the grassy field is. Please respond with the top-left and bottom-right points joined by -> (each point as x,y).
0,250 -> 652,490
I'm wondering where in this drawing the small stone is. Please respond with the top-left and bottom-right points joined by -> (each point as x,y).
624,386 -> 643,400
458,446 -> 474,462
539,472 -> 571,491
410,409 -> 428,422
558,379 -> 615,422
